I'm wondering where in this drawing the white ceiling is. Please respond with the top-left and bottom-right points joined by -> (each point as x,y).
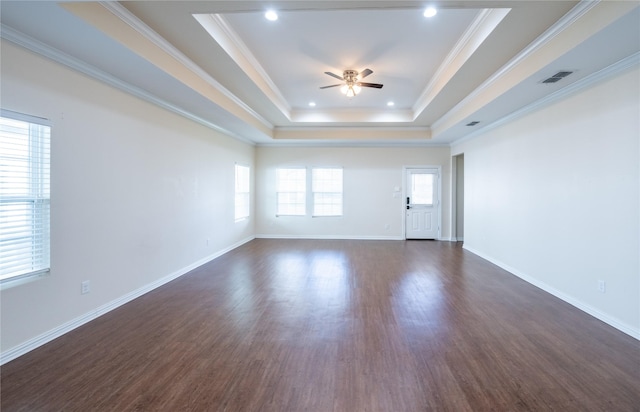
1,1 -> 639,146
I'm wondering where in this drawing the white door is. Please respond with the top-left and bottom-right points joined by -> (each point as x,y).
405,168 -> 440,239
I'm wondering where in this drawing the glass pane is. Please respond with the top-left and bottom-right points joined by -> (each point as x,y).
0,118 -> 30,198
312,168 -> 342,216
235,165 -> 250,192
235,193 -> 249,220
277,168 -> 306,191
313,193 -> 343,216
312,168 -> 342,192
276,192 -> 305,215
411,173 -> 434,205
234,165 -> 250,219
276,168 -> 306,215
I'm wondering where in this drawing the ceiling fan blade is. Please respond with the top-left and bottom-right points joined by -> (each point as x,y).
319,84 -> 342,89
324,71 -> 344,80
357,82 -> 383,89
360,68 -> 373,79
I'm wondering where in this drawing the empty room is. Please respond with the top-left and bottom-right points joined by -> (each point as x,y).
1,1 -> 638,411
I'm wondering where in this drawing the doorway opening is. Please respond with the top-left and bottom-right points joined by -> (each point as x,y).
452,154 -> 464,242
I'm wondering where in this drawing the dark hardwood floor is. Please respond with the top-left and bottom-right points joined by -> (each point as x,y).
2,239 -> 639,411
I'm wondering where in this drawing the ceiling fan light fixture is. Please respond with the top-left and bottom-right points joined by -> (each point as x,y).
341,84 -> 361,97
322,68 -> 381,97
345,86 -> 356,97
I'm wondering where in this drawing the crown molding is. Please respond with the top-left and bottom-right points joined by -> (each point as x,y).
412,8 -> 510,118
451,51 -> 640,148
433,0 -> 600,134
273,125 -> 431,141
0,24 -> 256,145
256,140 -> 449,148
98,2 -> 273,131
274,125 -> 430,133
290,108 -> 414,123
194,13 -> 292,119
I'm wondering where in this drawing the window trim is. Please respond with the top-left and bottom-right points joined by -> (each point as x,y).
276,167 -> 307,216
311,167 -> 343,217
234,163 -> 250,221
0,109 -> 51,286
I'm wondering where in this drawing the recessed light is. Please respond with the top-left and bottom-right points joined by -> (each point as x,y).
387,101 -> 395,107
423,7 -> 437,18
265,10 -> 278,21
309,102 -> 316,107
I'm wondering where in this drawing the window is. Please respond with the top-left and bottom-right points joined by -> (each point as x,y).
411,173 -> 434,205
0,111 -> 51,283
312,168 -> 343,216
276,168 -> 306,216
234,164 -> 250,220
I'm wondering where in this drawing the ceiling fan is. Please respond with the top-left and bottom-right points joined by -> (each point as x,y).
320,69 -> 383,97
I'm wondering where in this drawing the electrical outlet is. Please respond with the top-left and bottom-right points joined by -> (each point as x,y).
81,280 -> 91,295
597,280 -> 606,293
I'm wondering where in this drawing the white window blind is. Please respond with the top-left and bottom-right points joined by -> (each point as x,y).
0,111 -> 51,282
312,168 -> 343,216
234,164 -> 250,220
276,168 -> 306,216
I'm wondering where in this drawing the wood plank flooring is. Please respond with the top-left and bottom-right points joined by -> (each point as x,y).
2,239 -> 639,411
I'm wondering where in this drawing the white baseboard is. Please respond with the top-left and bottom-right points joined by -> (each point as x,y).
257,235 -> 460,242
463,245 -> 640,341
0,236 -> 255,365
255,234 -> 404,240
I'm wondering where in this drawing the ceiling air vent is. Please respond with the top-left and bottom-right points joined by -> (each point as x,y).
542,71 -> 574,84
466,121 -> 480,126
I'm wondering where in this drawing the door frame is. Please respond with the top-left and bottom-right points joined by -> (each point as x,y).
402,165 -> 442,240
451,154 -> 464,242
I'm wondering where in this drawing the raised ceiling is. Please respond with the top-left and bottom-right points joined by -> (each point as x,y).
1,1 -> 639,146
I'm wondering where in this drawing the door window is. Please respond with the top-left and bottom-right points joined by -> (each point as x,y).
410,173 -> 434,205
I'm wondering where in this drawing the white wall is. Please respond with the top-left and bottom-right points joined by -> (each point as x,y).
452,65 -> 640,337
256,146 -> 451,240
0,41 -> 255,359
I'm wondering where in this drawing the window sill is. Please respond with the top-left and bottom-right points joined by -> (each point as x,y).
0,270 -> 50,291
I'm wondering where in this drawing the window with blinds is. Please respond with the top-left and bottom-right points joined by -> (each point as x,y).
312,168 -> 343,217
276,168 -> 306,216
234,164 -> 250,220
0,111 -> 51,283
